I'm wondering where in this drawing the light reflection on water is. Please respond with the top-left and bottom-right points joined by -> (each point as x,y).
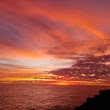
0,84 -> 110,110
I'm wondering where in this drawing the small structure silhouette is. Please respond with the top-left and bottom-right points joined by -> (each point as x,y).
74,89 -> 110,110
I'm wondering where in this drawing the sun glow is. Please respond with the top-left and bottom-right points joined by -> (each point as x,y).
51,81 -> 75,86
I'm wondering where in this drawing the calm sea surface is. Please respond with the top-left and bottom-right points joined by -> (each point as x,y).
0,83 -> 110,110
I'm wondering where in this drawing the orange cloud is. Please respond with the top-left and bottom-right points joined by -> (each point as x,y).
0,0 -> 110,83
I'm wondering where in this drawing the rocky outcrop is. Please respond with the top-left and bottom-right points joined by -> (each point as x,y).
74,89 -> 110,110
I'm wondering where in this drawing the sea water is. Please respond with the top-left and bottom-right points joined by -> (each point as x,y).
0,83 -> 110,110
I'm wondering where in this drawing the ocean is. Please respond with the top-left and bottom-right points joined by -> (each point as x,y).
0,83 -> 110,110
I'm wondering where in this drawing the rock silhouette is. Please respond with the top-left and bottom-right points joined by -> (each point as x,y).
74,89 -> 110,110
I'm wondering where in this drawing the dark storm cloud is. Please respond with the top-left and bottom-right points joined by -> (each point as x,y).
50,54 -> 110,82
49,38 -> 110,83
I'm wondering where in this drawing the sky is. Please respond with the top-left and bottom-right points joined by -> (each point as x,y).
0,0 -> 110,85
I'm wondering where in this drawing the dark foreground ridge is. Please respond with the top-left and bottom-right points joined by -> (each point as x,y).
75,89 -> 110,110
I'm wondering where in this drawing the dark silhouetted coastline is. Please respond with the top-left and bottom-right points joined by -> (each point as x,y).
75,89 -> 110,110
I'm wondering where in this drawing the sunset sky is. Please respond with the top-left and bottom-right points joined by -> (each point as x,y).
0,0 -> 110,85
